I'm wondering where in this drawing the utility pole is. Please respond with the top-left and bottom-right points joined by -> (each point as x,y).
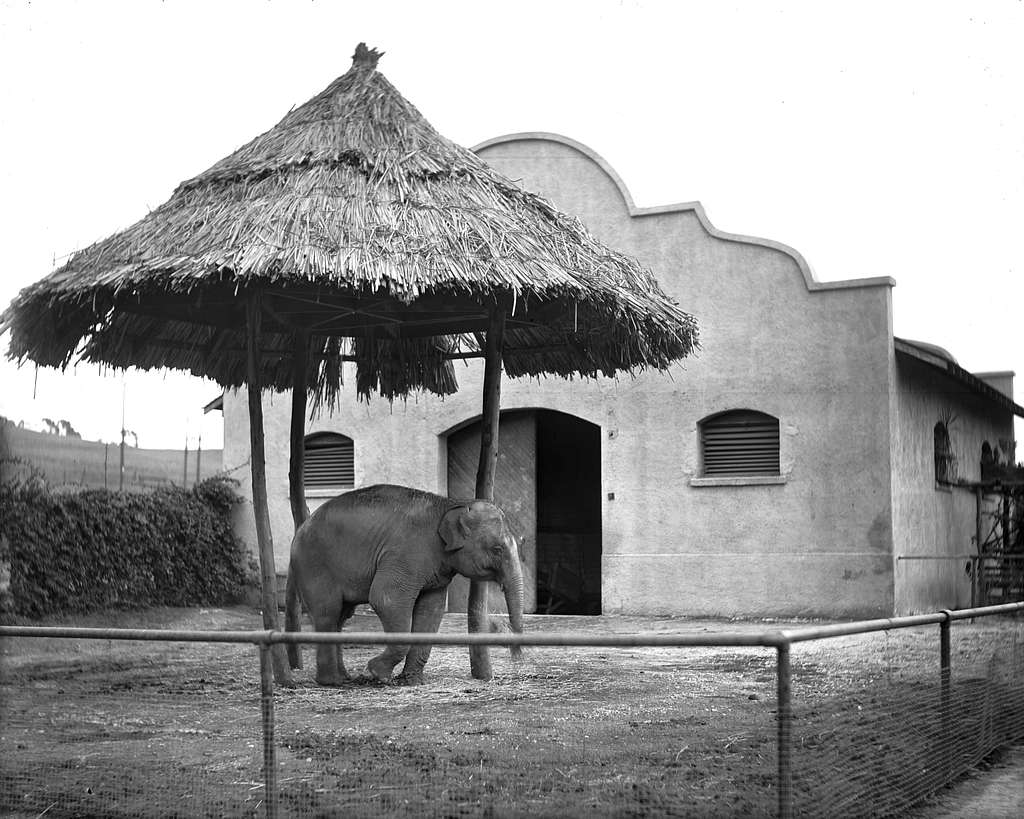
119,382 -> 126,491
183,434 -> 189,487
196,433 -> 202,485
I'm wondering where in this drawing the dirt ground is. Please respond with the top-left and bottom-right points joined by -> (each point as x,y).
906,745 -> 1024,819
1,606 -> 1022,817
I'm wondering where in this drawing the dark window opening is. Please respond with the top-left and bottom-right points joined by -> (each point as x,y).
700,410 -> 780,477
303,432 -> 354,489
934,422 -> 955,484
981,441 -> 995,481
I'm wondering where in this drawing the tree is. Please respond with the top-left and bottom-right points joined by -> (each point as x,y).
58,420 -> 81,439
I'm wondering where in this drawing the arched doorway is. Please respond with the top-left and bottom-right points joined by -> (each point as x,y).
446,409 -> 601,615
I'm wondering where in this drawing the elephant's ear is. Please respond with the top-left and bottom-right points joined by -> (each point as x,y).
438,506 -> 471,552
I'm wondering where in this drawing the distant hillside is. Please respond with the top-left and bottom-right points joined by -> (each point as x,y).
0,422 -> 223,490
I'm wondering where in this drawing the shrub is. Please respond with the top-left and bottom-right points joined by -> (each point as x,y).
0,475 -> 256,618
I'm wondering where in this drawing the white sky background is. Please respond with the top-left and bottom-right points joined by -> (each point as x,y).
0,0 -> 1021,451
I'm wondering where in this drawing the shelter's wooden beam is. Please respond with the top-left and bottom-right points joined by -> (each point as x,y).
285,330 -> 310,673
116,289 -> 494,334
114,283 -> 572,337
475,308 -> 505,501
115,286 -> 556,341
246,291 -> 293,687
469,303 -> 507,681
288,331 -> 311,532
267,289 -> 492,316
292,316 -> 489,338
101,330 -> 587,365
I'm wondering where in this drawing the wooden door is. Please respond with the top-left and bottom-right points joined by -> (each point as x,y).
446,411 -> 537,613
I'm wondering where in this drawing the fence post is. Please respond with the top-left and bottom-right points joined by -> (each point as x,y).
939,611 -> 951,721
969,555 -> 977,610
777,642 -> 793,819
259,641 -> 279,819
939,610 -> 952,781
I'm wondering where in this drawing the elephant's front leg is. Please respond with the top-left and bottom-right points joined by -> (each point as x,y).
395,586 -> 447,686
366,579 -> 417,682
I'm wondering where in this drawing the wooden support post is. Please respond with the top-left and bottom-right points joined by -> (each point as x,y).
974,486 -> 983,608
259,642 -> 279,819
776,643 -> 793,819
246,292 -> 292,686
469,304 -> 507,681
288,332 -> 311,532
1003,493 -> 1011,551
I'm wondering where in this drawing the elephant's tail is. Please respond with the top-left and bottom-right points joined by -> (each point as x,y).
285,565 -> 303,670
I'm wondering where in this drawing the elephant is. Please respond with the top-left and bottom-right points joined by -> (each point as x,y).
285,484 -> 525,686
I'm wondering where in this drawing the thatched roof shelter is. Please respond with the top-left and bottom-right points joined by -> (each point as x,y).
2,44 -> 697,403
1,44 -> 699,685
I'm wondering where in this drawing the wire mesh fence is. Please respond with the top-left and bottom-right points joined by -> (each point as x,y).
786,614 -> 1024,816
268,639 -> 779,817
1,605 -> 1022,818
0,635 -> 267,817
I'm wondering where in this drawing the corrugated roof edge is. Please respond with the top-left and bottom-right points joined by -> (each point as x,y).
895,337 -> 1024,419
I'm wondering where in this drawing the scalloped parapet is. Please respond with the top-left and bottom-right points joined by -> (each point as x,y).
474,132 -> 895,294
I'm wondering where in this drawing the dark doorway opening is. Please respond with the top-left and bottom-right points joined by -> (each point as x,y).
445,409 -> 601,615
535,411 -> 602,615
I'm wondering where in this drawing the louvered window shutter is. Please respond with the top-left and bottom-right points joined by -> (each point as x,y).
700,410 -> 780,476
303,433 -> 355,488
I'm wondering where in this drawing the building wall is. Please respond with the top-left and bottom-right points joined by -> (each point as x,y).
224,133 -> 900,618
474,135 -> 897,618
890,354 -> 1016,613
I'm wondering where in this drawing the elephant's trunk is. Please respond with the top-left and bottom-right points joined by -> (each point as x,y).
500,547 -> 525,659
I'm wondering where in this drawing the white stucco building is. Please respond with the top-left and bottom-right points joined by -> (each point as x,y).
222,133 -> 1022,618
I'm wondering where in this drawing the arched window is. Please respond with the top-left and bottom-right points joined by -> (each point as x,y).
981,441 -> 996,481
303,432 -> 354,489
699,410 -> 780,477
934,422 -> 955,483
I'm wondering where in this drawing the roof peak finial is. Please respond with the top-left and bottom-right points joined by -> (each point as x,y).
352,43 -> 383,70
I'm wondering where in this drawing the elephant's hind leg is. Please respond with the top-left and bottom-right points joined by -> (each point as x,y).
311,600 -> 350,687
334,603 -> 356,681
395,586 -> 448,686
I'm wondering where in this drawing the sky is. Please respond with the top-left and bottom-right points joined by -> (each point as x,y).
1,0 -> 1021,451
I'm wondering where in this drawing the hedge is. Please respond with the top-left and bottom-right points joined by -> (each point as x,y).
0,476 -> 256,618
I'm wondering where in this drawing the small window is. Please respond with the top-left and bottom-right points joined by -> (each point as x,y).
700,410 -> 780,477
934,422 -> 956,483
303,432 -> 354,489
980,441 -> 998,481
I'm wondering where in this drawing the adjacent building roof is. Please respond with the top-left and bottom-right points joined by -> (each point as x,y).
203,394 -> 224,414
895,337 -> 1024,418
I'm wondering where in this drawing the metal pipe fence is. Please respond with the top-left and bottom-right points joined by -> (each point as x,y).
896,553 -> 1024,607
2,601 -> 1022,818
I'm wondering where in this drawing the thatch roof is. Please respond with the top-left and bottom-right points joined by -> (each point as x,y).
1,44 -> 698,402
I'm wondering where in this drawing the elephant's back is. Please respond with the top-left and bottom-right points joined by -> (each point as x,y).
291,485 -> 448,594
295,484 -> 449,552
311,484 -> 448,523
